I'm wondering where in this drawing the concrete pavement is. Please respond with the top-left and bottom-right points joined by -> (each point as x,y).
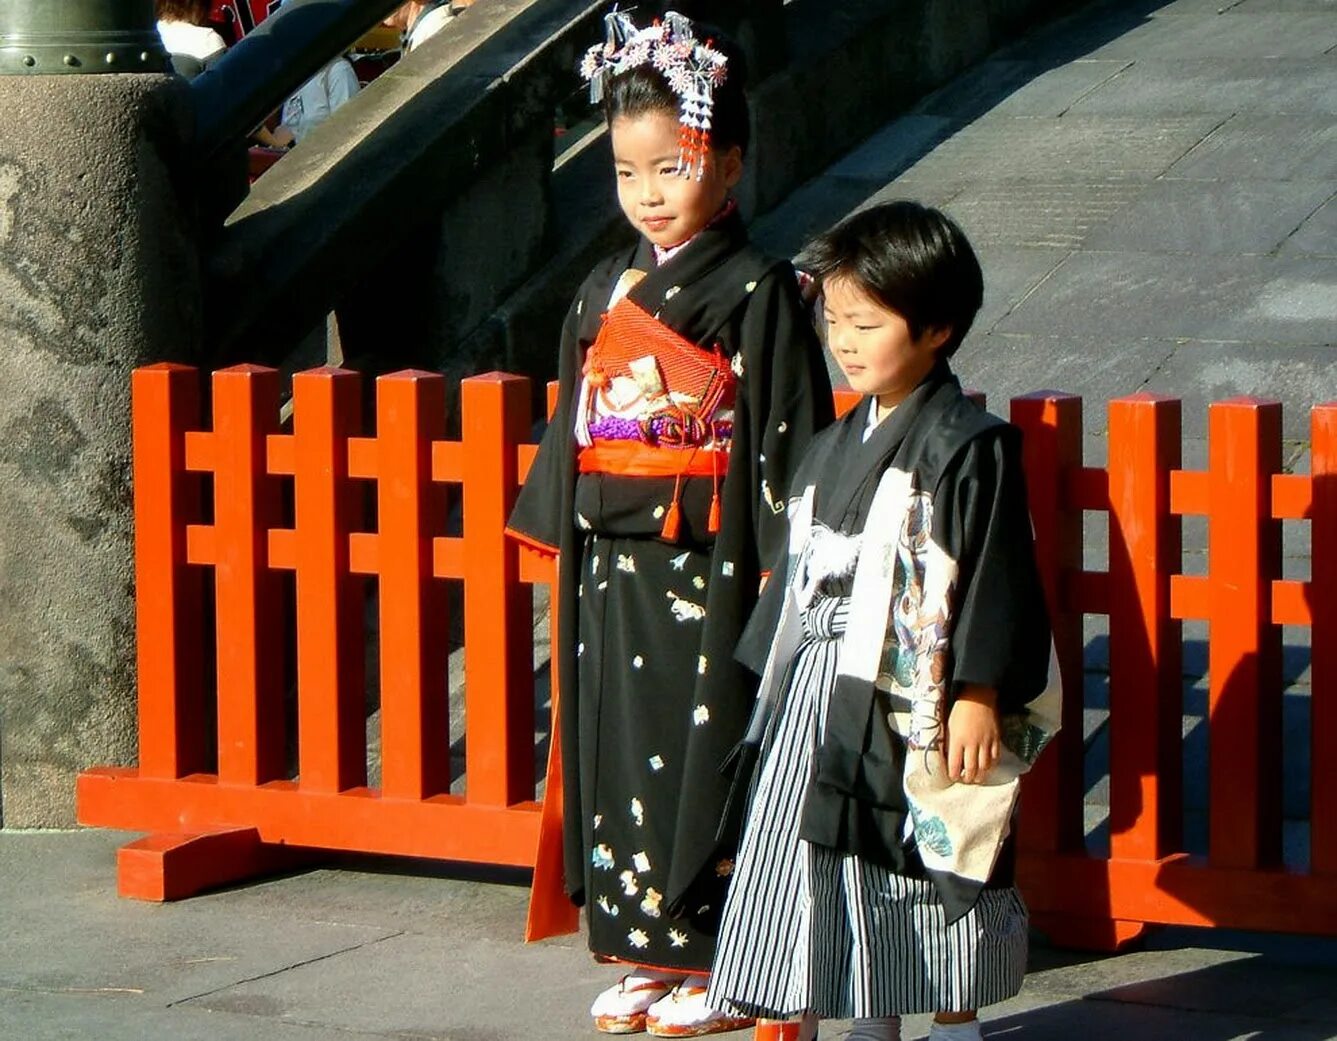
6,830 -> 1337,1040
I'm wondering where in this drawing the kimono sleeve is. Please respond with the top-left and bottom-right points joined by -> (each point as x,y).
938,426 -> 1051,715
505,292 -> 584,553
739,264 -> 833,571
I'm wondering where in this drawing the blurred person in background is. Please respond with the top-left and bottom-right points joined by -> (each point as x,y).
384,1 -> 475,55
157,0 -> 227,77
273,0 -> 360,145
280,56 -> 359,143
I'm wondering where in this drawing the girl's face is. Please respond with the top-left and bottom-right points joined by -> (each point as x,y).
611,111 -> 743,249
822,275 -> 951,410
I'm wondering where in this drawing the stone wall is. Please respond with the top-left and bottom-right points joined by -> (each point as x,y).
0,75 -> 200,826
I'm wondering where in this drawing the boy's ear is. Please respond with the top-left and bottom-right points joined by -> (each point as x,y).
719,145 -> 744,189
923,325 -> 954,355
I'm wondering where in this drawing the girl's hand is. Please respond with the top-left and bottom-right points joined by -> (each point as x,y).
945,686 -> 1001,784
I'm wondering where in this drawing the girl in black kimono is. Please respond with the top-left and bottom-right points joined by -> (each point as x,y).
506,11 -> 832,1037
706,203 -> 1060,1041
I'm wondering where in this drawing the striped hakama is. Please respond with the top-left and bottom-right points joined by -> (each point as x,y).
707,594 -> 1028,1019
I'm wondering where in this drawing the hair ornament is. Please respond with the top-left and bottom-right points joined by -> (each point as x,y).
579,7 -> 730,179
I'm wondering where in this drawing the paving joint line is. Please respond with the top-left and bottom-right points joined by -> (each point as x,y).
165,930 -> 408,1009
1159,112 -> 1236,177
1273,188 -> 1337,256
1055,59 -> 1136,118
984,249 -> 1075,333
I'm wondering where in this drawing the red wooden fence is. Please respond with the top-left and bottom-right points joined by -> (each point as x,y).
1011,392 -> 1337,948
77,365 -> 1337,949
77,365 -> 556,902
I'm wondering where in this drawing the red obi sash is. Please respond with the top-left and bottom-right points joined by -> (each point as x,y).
577,297 -> 737,539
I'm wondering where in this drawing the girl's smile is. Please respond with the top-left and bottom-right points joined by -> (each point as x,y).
610,111 -> 742,249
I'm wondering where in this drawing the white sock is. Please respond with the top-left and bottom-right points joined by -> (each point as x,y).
846,1016 -> 902,1041
927,1020 -> 982,1041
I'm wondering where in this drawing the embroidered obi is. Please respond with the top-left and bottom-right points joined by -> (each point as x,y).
575,297 -> 737,479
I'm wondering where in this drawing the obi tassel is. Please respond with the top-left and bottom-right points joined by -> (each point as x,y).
707,440 -> 722,534
661,501 -> 683,542
662,471 -> 685,542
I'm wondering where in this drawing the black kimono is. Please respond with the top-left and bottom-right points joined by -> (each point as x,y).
709,366 -> 1059,1017
507,210 -> 832,969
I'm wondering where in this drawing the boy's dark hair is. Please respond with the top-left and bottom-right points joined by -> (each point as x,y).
601,34 -> 751,156
804,201 -> 984,358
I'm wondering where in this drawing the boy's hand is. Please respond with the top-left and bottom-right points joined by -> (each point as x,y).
945,686 -> 1001,784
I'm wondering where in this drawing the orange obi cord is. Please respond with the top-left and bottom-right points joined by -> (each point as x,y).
578,442 -> 728,542
577,441 -> 723,478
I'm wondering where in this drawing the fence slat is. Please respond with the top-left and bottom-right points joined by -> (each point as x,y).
212,365 -> 286,787
1012,393 -> 1085,856
291,368 -> 366,793
1107,395 -> 1183,861
1311,403 -> 1337,873
1272,474 -> 1311,520
376,373 -> 450,802
133,364 -> 206,779
461,374 -> 535,806
1207,398 -> 1282,870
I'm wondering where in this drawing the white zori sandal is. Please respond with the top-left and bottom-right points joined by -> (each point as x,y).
646,975 -> 755,1037
591,971 -> 683,1034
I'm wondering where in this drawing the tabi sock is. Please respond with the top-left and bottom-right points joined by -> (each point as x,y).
927,1019 -> 983,1041
845,1016 -> 902,1041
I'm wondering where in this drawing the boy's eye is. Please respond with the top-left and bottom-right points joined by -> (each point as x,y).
616,169 -> 634,179
855,325 -> 879,332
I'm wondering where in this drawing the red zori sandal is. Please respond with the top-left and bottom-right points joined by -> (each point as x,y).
591,972 -> 683,1034
646,976 -> 754,1037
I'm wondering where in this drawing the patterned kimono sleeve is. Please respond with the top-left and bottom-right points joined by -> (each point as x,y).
505,291 -> 585,553
738,263 -> 834,572
937,426 -> 1052,715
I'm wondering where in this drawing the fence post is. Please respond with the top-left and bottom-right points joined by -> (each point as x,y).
1310,403 -> 1337,873
375,371 -> 450,801
1207,398 -> 1282,870
1106,395 -> 1183,861
291,368 -> 366,793
1011,392 -> 1085,856
133,364 -> 206,779
461,374 -> 535,806
212,365 -> 286,786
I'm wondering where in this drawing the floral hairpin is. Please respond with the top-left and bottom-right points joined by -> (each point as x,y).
580,8 -> 730,180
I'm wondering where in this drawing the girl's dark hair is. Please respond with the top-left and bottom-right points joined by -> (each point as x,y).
156,0 -> 211,22
804,201 -> 984,358
601,34 -> 750,156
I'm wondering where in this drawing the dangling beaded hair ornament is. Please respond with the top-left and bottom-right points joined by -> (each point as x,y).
580,8 -> 729,180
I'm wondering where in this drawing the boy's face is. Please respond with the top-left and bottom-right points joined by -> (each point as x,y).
611,111 -> 742,249
822,275 -> 950,409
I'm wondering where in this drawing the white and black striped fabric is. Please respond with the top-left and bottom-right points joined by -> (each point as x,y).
707,594 -> 1028,1019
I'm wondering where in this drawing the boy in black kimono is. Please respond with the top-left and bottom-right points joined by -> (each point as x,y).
707,202 -> 1060,1041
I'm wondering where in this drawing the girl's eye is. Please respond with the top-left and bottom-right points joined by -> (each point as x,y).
659,167 -> 679,177
617,170 -> 634,179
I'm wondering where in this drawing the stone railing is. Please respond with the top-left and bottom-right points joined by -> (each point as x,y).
202,0 -> 1083,389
